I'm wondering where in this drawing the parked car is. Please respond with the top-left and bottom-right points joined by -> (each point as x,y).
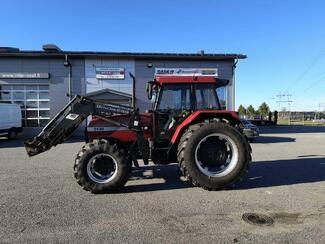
241,119 -> 259,142
249,119 -> 276,126
0,103 -> 23,139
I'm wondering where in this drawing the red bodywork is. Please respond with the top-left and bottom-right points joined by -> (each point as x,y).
87,113 -> 153,143
170,110 -> 240,143
87,110 -> 240,145
155,75 -> 217,84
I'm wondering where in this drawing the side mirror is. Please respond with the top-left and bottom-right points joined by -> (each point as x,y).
215,79 -> 229,88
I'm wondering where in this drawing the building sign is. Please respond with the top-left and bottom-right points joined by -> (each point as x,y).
95,67 -> 125,80
155,68 -> 218,76
0,72 -> 50,79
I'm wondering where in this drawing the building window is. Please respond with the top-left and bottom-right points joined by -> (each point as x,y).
0,84 -> 50,127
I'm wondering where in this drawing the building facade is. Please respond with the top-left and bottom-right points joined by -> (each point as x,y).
0,47 -> 246,133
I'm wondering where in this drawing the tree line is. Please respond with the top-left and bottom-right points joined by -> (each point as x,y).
237,102 -> 270,118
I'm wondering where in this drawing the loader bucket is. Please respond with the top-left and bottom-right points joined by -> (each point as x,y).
24,137 -> 50,157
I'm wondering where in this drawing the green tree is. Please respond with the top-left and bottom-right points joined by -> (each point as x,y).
237,104 -> 246,117
246,105 -> 256,118
258,102 -> 270,118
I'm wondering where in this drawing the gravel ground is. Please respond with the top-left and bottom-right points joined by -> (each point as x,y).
0,126 -> 324,243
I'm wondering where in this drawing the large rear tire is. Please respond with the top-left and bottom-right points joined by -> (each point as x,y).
177,121 -> 251,190
74,139 -> 132,193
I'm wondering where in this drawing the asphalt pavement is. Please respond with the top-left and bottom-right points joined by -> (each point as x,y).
0,126 -> 324,243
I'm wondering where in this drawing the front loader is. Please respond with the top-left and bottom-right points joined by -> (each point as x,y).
25,75 -> 251,193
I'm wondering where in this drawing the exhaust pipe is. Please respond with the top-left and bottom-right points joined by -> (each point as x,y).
129,72 -> 136,110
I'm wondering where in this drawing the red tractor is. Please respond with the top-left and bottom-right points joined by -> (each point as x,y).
25,75 -> 251,193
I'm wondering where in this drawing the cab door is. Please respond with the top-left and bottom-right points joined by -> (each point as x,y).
153,84 -> 192,141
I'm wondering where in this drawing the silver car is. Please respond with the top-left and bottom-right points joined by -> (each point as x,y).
241,119 -> 259,142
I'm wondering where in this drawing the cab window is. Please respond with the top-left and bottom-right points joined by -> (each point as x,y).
157,84 -> 191,112
217,86 -> 226,109
194,84 -> 220,109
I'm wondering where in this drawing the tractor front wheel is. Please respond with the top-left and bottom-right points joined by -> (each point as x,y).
74,139 -> 132,193
177,121 -> 251,190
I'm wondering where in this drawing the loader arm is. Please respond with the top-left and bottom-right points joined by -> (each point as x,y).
24,95 -> 136,157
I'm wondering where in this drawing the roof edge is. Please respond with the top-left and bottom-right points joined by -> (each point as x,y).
0,50 -> 247,60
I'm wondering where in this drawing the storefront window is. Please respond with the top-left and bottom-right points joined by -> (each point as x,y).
26,119 -> 39,127
39,91 -> 49,99
26,91 -> 38,99
13,91 -> 24,100
39,110 -> 50,118
0,84 -> 50,127
26,101 -> 38,108
28,85 -> 38,90
13,100 -> 25,108
13,85 -> 24,90
26,110 -> 38,118
39,119 -> 49,127
39,85 -> 48,90
39,101 -> 49,108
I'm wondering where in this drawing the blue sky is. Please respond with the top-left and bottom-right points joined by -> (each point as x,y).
1,0 -> 325,111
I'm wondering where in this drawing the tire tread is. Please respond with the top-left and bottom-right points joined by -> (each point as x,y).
177,119 -> 251,190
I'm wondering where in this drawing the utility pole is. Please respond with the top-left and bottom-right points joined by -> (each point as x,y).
318,103 -> 325,111
276,93 -> 293,125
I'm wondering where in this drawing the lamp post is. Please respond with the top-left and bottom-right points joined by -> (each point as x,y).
64,55 -> 72,100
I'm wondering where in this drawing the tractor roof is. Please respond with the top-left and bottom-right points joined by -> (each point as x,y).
155,76 -> 229,87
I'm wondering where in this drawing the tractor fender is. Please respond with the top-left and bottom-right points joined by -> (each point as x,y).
171,110 -> 241,144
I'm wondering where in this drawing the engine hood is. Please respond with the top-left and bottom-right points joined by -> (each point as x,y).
88,112 -> 153,129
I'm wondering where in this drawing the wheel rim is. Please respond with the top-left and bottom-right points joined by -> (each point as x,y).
195,133 -> 239,178
86,153 -> 118,184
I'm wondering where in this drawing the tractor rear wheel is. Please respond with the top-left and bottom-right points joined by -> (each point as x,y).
177,121 -> 251,190
74,139 -> 132,193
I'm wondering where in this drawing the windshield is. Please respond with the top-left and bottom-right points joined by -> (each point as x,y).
157,83 -> 221,112
157,84 -> 191,112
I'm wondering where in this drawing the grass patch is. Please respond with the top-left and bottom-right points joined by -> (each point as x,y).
278,120 -> 325,126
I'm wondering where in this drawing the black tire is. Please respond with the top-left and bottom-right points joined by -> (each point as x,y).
74,139 -> 132,193
7,129 -> 17,140
177,120 -> 251,190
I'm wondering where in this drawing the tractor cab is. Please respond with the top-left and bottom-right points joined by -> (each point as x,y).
147,75 -> 229,136
145,75 -> 231,163
147,75 -> 229,111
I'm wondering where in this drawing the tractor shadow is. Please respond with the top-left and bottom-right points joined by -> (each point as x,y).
122,157 -> 325,193
259,125 -> 325,134
236,157 -> 325,189
253,135 -> 296,143
0,137 -> 85,149
113,157 -> 325,193
120,164 -> 193,193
